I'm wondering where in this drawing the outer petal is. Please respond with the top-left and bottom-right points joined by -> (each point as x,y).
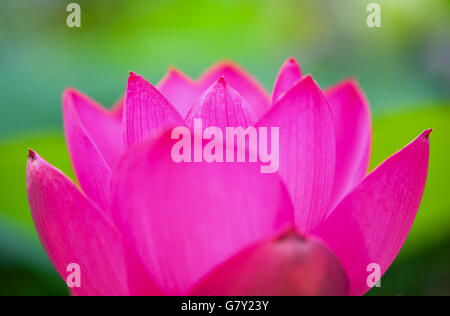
123,72 -> 185,148
185,77 -> 256,129
189,228 -> 349,296
157,67 -> 199,118
63,90 -> 113,212
26,150 -> 161,296
199,61 -> 270,118
111,131 -> 294,295
313,130 -> 431,296
325,79 -> 372,211
63,89 -> 122,168
272,57 -> 302,104
256,75 -> 336,234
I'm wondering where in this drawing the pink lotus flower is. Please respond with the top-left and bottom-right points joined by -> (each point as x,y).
26,58 -> 430,296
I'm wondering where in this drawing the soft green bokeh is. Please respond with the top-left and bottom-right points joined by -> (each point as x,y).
1,0 -> 449,138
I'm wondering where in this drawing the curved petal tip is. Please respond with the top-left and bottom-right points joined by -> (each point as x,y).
28,148 -> 37,161
283,57 -> 301,73
27,149 -> 47,172
422,128 -> 433,138
128,71 -> 140,80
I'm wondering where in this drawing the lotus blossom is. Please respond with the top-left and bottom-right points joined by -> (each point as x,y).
26,58 -> 430,296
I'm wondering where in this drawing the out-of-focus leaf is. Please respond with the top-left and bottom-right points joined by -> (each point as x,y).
368,233 -> 450,296
0,215 -> 67,296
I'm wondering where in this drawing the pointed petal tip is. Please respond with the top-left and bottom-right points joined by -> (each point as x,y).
327,77 -> 363,94
63,87 -> 76,97
27,148 -> 37,162
272,57 -> 303,103
284,57 -> 301,72
346,77 -> 360,87
166,66 -> 184,76
325,78 -> 371,117
127,72 -> 154,89
163,66 -> 195,83
62,88 -> 81,113
299,75 -> 326,94
26,149 -> 46,177
202,60 -> 250,80
185,74 -> 258,128
124,71 -> 184,147
128,71 -> 141,81
346,79 -> 367,103
205,76 -> 228,91
62,88 -> 109,115
281,74 -> 317,96
62,88 -> 80,105
422,128 -> 433,138
213,59 -> 239,70
27,149 -> 47,168
409,129 -> 432,147
217,76 -> 226,84
286,57 -> 300,66
128,72 -> 155,86
342,77 -> 359,89
167,65 -> 179,73
301,73 -> 314,83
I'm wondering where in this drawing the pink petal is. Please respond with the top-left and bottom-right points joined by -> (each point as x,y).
110,68 -> 194,120
189,228 -> 349,296
313,130 -> 431,296
123,72 -> 185,148
63,89 -> 122,168
63,90 -> 114,212
272,57 -> 302,104
157,67 -> 199,118
199,61 -> 270,118
26,150 -> 161,296
256,75 -> 336,234
325,79 -> 372,211
111,131 -> 294,295
185,77 -> 256,129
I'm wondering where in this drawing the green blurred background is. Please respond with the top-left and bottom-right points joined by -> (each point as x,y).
0,0 -> 449,295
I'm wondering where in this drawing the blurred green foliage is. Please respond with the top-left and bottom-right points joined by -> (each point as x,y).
0,0 -> 449,138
